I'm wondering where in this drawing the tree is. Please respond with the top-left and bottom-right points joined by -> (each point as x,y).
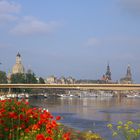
26,73 -> 37,84
11,73 -> 26,84
10,73 -> 26,93
0,71 -> 7,92
39,77 -> 45,84
25,73 -> 37,93
0,71 -> 7,83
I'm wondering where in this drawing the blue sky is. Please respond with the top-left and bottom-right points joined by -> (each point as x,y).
0,0 -> 140,83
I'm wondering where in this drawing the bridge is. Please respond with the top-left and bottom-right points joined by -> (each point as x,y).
0,84 -> 140,91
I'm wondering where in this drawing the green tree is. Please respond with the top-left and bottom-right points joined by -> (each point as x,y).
11,73 -> 26,93
39,77 -> 45,84
25,73 -> 37,84
25,73 -> 37,93
11,73 -> 26,84
0,71 -> 8,92
0,71 -> 7,83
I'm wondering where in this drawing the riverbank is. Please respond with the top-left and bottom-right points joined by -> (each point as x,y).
60,123 -> 103,140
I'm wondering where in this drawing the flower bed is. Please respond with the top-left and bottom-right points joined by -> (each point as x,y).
0,99 -> 70,140
0,99 -> 102,140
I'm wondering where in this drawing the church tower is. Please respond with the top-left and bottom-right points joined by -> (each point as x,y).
120,65 -> 133,84
126,65 -> 132,79
12,52 -> 25,74
105,63 -> 111,80
16,52 -> 22,64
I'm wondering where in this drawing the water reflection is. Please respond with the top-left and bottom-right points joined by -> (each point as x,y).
29,97 -> 140,140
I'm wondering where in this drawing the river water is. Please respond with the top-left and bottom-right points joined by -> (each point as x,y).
29,96 -> 140,140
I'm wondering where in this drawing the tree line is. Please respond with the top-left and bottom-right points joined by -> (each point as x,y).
0,70 -> 45,93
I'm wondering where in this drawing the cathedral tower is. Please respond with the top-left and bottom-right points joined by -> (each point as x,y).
12,53 -> 25,74
126,65 -> 132,79
120,65 -> 133,84
105,63 -> 111,80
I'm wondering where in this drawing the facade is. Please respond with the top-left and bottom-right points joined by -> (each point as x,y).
45,75 -> 57,84
45,76 -> 76,84
100,63 -> 112,83
105,64 -> 111,81
120,65 -> 133,84
66,76 -> 76,84
12,53 -> 25,74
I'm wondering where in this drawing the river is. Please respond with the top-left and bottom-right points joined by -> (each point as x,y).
29,96 -> 140,140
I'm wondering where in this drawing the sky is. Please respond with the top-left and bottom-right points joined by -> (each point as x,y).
0,0 -> 140,83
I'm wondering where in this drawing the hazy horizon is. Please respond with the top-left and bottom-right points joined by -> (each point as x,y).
0,0 -> 140,83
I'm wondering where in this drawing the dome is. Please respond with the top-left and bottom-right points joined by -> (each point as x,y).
12,63 -> 25,74
12,53 -> 25,74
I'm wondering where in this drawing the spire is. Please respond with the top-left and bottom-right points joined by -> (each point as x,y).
16,52 -> 21,64
17,52 -> 21,57
126,64 -> 132,79
105,63 -> 111,80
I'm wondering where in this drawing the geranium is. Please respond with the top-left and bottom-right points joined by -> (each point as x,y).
36,134 -> 45,140
0,99 -> 71,140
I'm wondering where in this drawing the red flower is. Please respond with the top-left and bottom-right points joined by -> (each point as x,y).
25,128 -> 30,133
45,137 -> 53,140
32,124 -> 39,130
19,114 -> 24,120
56,116 -> 61,121
63,132 -> 71,140
47,129 -> 53,135
9,112 -> 18,119
20,124 -> 25,129
4,128 -> 9,131
36,134 -> 45,140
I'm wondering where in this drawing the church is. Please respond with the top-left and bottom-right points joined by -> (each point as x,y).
7,53 -> 25,83
101,63 -> 112,83
120,65 -> 133,84
12,52 -> 25,74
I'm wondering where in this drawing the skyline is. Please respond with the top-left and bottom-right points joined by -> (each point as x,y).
0,0 -> 140,82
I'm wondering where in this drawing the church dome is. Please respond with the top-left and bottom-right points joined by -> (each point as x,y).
12,53 -> 25,74
12,63 -> 25,74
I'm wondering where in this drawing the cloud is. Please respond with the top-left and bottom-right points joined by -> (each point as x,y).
119,0 -> 140,15
0,0 -> 20,14
0,14 -> 17,23
0,1 -> 61,35
10,16 -> 61,35
0,0 -> 20,23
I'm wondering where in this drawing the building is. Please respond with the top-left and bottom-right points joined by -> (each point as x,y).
120,65 -> 133,84
66,76 -> 76,84
105,63 -> 111,81
100,63 -> 112,83
45,75 -> 57,84
59,76 -> 66,84
12,52 -> 25,74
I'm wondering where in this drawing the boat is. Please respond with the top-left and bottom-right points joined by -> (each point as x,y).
0,95 -> 7,100
57,94 -> 78,98
126,93 -> 140,98
44,94 -> 48,98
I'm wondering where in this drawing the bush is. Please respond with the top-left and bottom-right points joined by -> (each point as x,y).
107,121 -> 140,140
